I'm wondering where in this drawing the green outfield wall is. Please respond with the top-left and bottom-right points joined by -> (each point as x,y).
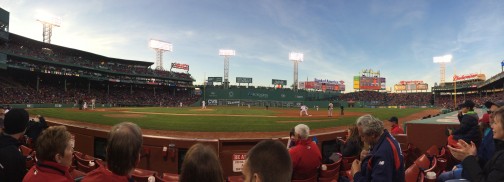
5,103 -> 112,109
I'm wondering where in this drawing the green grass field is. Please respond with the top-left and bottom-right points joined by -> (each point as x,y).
28,107 -> 430,132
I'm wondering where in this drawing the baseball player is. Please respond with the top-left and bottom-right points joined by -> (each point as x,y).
300,105 -> 309,116
202,100 -> 206,109
328,102 -> 334,117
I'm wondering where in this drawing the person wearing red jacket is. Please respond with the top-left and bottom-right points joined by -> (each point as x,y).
288,124 -> 322,180
23,126 -> 74,182
388,116 -> 404,135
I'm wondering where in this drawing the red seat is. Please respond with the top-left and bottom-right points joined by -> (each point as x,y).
162,173 -> 179,181
414,154 -> 431,170
405,163 -> 421,182
76,161 -> 94,173
341,155 -> 358,171
319,168 -> 339,181
425,145 -> 439,157
19,145 -> 33,156
291,174 -> 317,182
227,175 -> 244,182
132,168 -> 157,182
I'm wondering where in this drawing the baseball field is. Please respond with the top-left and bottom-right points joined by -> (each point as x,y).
28,107 -> 438,138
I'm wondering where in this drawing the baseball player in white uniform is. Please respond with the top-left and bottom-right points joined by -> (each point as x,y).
300,105 -> 309,116
202,100 -> 206,109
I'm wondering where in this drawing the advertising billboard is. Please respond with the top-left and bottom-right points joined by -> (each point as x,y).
272,79 -> 287,85
208,77 -> 223,82
236,77 -> 252,83
394,83 -> 428,91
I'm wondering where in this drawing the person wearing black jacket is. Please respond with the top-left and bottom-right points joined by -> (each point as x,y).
0,109 -> 30,182
449,107 -> 504,182
448,100 -> 481,147
25,115 -> 48,146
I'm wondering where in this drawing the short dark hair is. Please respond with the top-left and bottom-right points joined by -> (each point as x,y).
106,122 -> 143,175
36,126 -> 72,162
246,140 -> 292,182
180,143 -> 224,182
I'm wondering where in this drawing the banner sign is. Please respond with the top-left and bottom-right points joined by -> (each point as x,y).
272,79 -> 287,85
236,77 -> 252,83
208,77 -> 223,82
171,63 -> 189,71
399,80 -> 424,85
394,83 -> 428,91
453,73 -> 478,81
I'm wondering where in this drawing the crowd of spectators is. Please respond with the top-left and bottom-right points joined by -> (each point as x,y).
0,34 -> 193,81
0,73 -> 199,107
435,92 -> 504,109
338,91 -> 432,106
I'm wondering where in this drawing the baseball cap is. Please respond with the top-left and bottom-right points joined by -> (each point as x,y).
479,113 -> 490,124
459,100 -> 475,109
388,116 -> 399,123
3,108 -> 29,135
484,100 -> 504,108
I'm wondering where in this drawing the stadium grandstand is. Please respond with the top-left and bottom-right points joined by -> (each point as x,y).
3,6 -> 504,182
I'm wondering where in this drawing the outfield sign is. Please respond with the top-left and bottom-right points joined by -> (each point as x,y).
236,77 -> 252,83
208,77 -> 223,82
232,153 -> 247,172
272,79 -> 287,85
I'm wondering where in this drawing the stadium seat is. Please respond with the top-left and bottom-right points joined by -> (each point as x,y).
405,163 -> 421,182
291,174 -> 317,182
415,154 -> 431,170
227,175 -> 244,182
162,173 -> 179,181
341,155 -> 358,171
425,145 -> 439,157
131,168 -> 157,182
319,154 -> 342,181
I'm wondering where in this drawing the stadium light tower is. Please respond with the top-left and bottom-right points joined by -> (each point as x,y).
289,52 -> 304,92
35,12 -> 61,44
149,39 -> 173,70
219,49 -> 235,89
433,54 -> 452,84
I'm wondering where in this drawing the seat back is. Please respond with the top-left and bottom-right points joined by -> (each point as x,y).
425,145 -> 439,157
405,163 -> 421,182
227,175 -> 244,182
132,168 -> 157,182
292,174 -> 317,182
162,173 -> 180,181
414,154 -> 431,170
341,155 -> 357,171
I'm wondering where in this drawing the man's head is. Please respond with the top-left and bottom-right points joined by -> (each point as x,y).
294,124 -> 310,140
484,101 -> 504,112
388,116 -> 399,125
459,100 -> 475,112
356,114 -> 384,146
106,122 -> 143,176
242,140 -> 292,182
3,108 -> 29,136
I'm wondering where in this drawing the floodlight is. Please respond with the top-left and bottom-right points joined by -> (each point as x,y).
149,39 -> 173,51
35,12 -> 61,27
433,54 -> 452,63
289,52 -> 304,62
219,49 -> 236,56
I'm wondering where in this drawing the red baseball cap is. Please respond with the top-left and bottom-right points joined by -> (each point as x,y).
479,113 -> 490,124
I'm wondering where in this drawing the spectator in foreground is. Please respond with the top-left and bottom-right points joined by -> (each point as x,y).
179,143 -> 224,182
288,124 -> 322,180
448,107 -> 504,181
351,114 -> 405,182
25,115 -> 48,147
82,122 -> 143,182
448,100 -> 480,148
0,108 -> 30,182
23,126 -> 74,182
339,126 -> 363,157
388,116 -> 404,135
242,140 -> 292,182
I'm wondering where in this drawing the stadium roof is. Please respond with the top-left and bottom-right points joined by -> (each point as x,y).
8,33 -> 153,67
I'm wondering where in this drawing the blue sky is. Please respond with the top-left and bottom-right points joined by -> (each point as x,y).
2,0 -> 504,91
